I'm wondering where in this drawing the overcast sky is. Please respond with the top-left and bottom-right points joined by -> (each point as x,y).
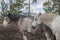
0,0 -> 48,13
21,0 -> 48,13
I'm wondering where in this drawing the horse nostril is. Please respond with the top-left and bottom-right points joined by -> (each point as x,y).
32,26 -> 36,29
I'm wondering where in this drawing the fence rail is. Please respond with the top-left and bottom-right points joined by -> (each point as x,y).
0,24 -> 23,40
0,24 -> 47,40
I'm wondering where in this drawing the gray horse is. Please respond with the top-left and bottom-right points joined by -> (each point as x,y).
31,22 -> 56,40
30,13 -> 56,40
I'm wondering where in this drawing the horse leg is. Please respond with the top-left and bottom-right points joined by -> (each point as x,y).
22,31 -> 27,40
17,19 -> 27,40
56,33 -> 60,40
41,33 -> 47,40
46,33 -> 56,40
45,33 -> 51,40
52,34 -> 56,40
42,24 -> 56,40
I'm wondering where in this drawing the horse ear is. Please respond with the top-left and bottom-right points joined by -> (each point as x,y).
6,11 -> 11,16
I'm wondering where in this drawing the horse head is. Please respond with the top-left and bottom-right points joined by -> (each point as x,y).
31,13 -> 42,29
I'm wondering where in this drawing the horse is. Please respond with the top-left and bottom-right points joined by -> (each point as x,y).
31,13 -> 59,40
3,12 -> 34,40
51,16 -> 60,40
31,22 -> 56,40
34,13 -> 59,27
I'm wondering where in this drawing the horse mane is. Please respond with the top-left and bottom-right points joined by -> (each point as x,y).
39,22 -> 53,33
7,14 -> 27,22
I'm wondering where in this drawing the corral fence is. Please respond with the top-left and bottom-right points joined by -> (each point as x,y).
0,24 -> 23,40
0,24 -> 47,40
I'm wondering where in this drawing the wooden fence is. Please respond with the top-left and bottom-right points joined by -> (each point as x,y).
0,24 -> 47,40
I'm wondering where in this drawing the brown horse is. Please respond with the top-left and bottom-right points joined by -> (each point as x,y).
3,12 -> 34,40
